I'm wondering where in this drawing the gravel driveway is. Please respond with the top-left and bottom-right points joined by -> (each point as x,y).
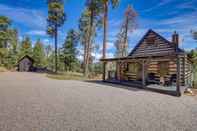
0,72 -> 197,131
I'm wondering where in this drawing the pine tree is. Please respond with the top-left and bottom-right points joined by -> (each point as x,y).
60,29 -> 79,71
5,29 -> 18,69
19,36 -> 32,58
79,9 -> 91,75
47,0 -> 66,73
0,16 -> 19,68
0,16 -> 11,66
79,1 -> 102,77
101,0 -> 120,59
99,0 -> 119,80
33,39 -> 46,68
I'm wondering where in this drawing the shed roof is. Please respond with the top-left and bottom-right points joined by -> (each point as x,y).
18,55 -> 34,64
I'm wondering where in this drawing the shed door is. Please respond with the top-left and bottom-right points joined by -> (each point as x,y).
19,58 -> 32,72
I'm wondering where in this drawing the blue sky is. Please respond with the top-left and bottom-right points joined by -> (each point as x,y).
0,0 -> 197,60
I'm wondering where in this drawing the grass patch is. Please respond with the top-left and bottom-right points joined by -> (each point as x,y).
194,71 -> 197,88
0,66 -> 7,72
194,83 -> 197,89
46,72 -> 87,80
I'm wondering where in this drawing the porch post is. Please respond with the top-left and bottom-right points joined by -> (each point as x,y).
116,62 -> 120,81
142,60 -> 146,88
116,61 -> 120,80
103,62 -> 106,81
176,55 -> 181,96
183,56 -> 186,86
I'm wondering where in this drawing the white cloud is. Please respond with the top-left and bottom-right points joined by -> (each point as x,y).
43,39 -> 50,43
19,36 -> 23,42
92,52 -> 114,62
0,4 -> 46,30
77,54 -> 83,62
106,52 -> 114,58
141,0 -> 173,13
106,41 -> 114,49
26,30 -> 46,36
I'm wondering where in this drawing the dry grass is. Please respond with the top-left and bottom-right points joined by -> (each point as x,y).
0,67 -> 7,72
46,72 -> 103,81
46,72 -> 86,80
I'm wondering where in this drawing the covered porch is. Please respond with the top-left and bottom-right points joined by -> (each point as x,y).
101,55 -> 184,96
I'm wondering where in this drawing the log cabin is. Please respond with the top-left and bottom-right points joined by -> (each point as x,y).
101,29 -> 193,96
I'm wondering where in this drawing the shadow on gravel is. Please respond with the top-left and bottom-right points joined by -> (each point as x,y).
85,80 -> 179,97
85,80 -> 141,92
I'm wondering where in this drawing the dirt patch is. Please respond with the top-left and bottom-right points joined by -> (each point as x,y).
192,89 -> 197,96
184,89 -> 197,96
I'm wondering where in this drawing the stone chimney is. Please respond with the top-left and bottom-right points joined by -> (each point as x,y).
172,31 -> 179,49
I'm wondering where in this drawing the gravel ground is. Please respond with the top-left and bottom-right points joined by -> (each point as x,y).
0,72 -> 197,131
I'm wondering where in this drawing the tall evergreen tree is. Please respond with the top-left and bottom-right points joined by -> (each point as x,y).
101,0 -> 119,59
0,16 -> 19,68
33,39 -> 45,68
5,29 -> 18,69
19,36 -> 32,58
60,29 -> 79,71
0,16 -> 11,65
100,0 -> 119,80
80,0 -> 102,77
79,9 -> 92,76
47,0 -> 66,73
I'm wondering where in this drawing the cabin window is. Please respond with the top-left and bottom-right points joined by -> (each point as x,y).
158,61 -> 169,76
146,37 -> 155,44
128,63 -> 141,73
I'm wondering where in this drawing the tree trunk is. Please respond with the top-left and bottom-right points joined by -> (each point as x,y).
84,8 -> 94,77
84,38 -> 89,77
102,2 -> 108,81
83,41 -> 87,74
55,25 -> 58,73
103,1 -> 108,59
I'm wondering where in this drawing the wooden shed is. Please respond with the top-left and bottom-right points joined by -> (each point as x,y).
17,55 -> 34,72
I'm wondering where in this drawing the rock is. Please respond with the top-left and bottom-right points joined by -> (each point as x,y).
184,88 -> 193,95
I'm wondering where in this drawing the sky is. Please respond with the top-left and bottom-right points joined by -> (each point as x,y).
0,0 -> 197,60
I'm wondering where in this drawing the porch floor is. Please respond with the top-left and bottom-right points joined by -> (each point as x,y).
105,79 -> 187,96
106,79 -> 143,88
147,84 -> 176,91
